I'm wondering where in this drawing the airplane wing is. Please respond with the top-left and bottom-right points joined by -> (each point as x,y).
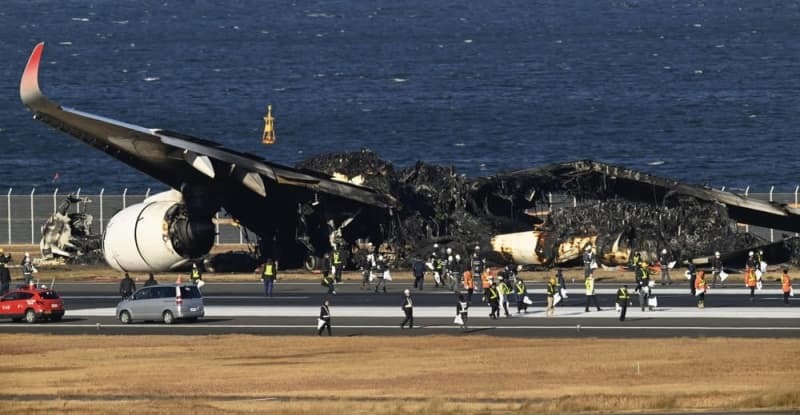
20,42 -> 397,210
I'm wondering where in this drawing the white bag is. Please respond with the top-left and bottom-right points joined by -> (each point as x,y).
454,314 -> 463,325
560,288 -> 569,299
755,269 -> 763,281
615,303 -> 621,313
425,261 -> 434,271
196,280 -> 206,288
383,270 -> 392,281
590,260 -> 598,270
757,280 -> 763,291
553,293 -> 562,305
317,318 -> 325,330
760,261 -> 767,274
695,289 -> 704,297
648,296 -> 658,307
790,287 -> 795,297
667,261 -> 677,269
433,272 -> 442,285
719,271 -> 728,281
369,272 -> 376,282
523,295 -> 533,305
685,270 -> 691,280
648,280 -> 655,288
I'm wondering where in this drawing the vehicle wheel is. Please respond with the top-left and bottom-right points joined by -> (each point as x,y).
162,310 -> 175,324
304,255 -> 319,271
119,311 -> 132,324
24,309 -> 37,324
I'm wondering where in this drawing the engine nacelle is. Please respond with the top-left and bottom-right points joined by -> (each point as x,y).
103,191 -> 214,272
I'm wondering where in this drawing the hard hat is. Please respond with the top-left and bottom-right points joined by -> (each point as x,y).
455,254 -> 461,261
584,245 -> 592,250
748,251 -> 753,256
661,249 -> 667,254
498,276 -> 504,280
24,252 -> 29,256
403,289 -> 410,295
517,265 -> 523,271
448,255 -> 453,261
446,247 -> 452,254
474,245 -> 480,251
641,261 -> 648,267
378,255 -> 384,260
715,251 -> 720,257
759,249 -> 764,255
433,243 -> 439,248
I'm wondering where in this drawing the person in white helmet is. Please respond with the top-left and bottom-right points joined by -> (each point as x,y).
374,254 -> 388,294
711,251 -> 724,288
582,245 -> 594,278
21,253 -> 35,286
400,288 -> 413,329
658,248 -> 672,286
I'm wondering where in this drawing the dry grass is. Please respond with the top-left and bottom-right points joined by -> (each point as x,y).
0,335 -> 798,414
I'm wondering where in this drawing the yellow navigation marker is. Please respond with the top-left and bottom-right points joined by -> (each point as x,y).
262,105 -> 276,145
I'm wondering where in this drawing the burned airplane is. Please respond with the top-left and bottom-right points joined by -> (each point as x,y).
21,43 -> 800,272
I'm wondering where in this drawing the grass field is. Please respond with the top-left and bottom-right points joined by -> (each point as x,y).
0,335 -> 798,414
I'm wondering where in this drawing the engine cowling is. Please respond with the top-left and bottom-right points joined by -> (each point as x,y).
103,192 -> 214,272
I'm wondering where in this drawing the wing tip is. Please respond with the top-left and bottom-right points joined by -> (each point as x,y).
20,42 -> 47,108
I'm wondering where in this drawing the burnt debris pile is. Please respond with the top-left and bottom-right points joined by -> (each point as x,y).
298,152 -> 793,267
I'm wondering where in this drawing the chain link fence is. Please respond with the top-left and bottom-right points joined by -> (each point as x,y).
1,187 -> 797,246
0,188 -> 249,245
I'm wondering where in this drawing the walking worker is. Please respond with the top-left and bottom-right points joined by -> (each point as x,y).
616,285 -> 630,321
582,244 -> 594,278
332,245 -> 344,283
635,261 -> 651,311
21,253 -> 35,286
462,269 -> 475,303
0,248 -> 10,295
456,293 -> 469,330
261,257 -> 277,297
484,281 -> 500,319
481,268 -> 493,292
374,255 -> 388,293
359,250 -> 372,290
190,262 -> 202,285
687,262 -> 697,296
584,273 -> 601,312
659,248 -> 672,285
497,276 -> 511,318
412,258 -> 426,290
144,273 -> 158,287
317,299 -> 332,336
781,267 -> 792,305
321,253 -> 336,295
119,272 -> 136,298
546,277 -> 558,317
400,288 -> 414,329
711,251 -> 724,287
515,277 -> 529,313
745,261 -> 758,301
695,270 -> 707,308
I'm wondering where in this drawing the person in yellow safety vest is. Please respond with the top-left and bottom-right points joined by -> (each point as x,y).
781,267 -> 792,305
332,246 -> 344,283
694,270 -> 707,308
616,285 -> 630,321
497,276 -> 511,318
190,263 -> 202,285
462,270 -> 475,303
515,278 -> 528,313
484,281 -> 500,319
584,273 -> 601,312
261,258 -> 277,297
545,277 -> 557,317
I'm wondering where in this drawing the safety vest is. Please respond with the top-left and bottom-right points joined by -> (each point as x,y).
487,286 -> 499,301
263,263 -> 275,277
695,276 -> 706,292
515,280 -> 526,295
191,268 -> 201,280
498,282 -> 512,295
585,277 -> 595,295
481,271 -> 492,289
546,283 -> 557,297
782,274 -> 791,292
463,271 -> 475,289
746,269 -> 757,287
333,251 -> 342,265
434,258 -> 443,272
617,287 -> 629,300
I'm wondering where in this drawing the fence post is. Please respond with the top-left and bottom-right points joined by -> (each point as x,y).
769,186 -> 774,242
795,185 -> 799,237
52,188 -> 58,213
239,224 -> 243,244
744,186 -> 750,233
122,188 -> 128,209
215,211 -> 220,245
145,188 -> 151,199
99,188 -> 105,234
6,188 -> 11,244
75,188 -> 81,214
30,188 -> 36,244
548,192 -> 553,212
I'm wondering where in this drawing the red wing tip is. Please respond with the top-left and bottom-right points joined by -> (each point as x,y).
20,42 -> 46,106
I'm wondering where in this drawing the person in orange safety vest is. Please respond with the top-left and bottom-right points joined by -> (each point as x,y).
694,270 -> 707,308
781,267 -> 792,305
462,270 -> 475,303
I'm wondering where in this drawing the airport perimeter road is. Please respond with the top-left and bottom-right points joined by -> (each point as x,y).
0,282 -> 796,337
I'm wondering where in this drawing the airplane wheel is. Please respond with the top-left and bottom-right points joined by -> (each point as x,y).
304,255 -> 319,271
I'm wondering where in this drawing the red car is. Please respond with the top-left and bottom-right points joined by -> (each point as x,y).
0,287 -> 65,323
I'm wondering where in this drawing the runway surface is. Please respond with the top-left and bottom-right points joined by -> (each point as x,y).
1,282 -> 797,337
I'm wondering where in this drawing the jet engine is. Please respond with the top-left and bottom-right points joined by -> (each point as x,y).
103,191 -> 214,272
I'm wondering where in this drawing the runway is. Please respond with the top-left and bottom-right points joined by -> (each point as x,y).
1,281 -> 797,337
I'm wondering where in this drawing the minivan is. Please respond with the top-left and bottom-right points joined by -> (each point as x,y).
116,284 -> 204,324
